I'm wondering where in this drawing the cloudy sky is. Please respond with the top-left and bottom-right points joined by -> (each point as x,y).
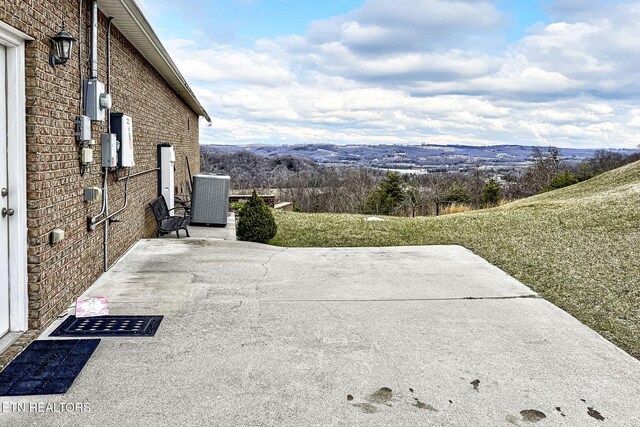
137,0 -> 640,148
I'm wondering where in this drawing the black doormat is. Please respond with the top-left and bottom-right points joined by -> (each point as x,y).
49,315 -> 163,337
0,339 -> 100,396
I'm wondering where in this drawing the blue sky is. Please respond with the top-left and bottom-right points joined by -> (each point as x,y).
141,0 -> 364,45
498,1 -> 547,39
137,0 -> 640,148
144,0 -> 547,44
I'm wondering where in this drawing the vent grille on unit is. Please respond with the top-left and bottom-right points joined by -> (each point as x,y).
191,174 -> 231,225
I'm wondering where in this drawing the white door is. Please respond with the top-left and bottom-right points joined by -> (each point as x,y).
0,21 -> 31,340
0,43 -> 9,336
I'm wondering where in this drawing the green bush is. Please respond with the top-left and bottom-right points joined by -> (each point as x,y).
481,179 -> 501,207
236,190 -> 278,243
230,201 -> 246,211
541,170 -> 579,193
363,171 -> 405,215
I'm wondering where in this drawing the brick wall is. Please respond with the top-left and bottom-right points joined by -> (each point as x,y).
0,1 -> 201,344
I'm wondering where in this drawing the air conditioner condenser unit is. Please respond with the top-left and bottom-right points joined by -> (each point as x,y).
191,174 -> 230,225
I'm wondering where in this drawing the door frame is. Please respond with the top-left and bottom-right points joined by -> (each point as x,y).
0,21 -> 32,334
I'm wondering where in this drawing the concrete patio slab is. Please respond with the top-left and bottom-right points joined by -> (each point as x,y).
2,239 -> 639,426
160,213 -> 236,241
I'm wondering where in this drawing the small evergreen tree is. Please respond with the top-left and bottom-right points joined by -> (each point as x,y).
541,170 -> 579,193
236,190 -> 277,243
363,171 -> 405,215
481,179 -> 501,207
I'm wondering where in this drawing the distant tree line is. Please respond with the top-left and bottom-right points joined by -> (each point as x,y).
200,150 -> 323,189
502,147 -> 640,199
201,147 -> 640,217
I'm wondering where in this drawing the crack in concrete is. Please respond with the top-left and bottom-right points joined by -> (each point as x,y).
227,247 -> 289,295
319,302 -> 345,322
260,247 -> 288,277
254,247 -> 288,292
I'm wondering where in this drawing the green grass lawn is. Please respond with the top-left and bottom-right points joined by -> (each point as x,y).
270,161 -> 640,359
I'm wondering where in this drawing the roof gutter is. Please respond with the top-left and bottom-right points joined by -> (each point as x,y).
97,0 -> 211,122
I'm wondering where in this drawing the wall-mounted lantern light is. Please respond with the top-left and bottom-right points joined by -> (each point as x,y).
49,24 -> 76,68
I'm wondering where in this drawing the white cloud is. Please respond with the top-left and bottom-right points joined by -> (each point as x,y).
164,41 -> 293,85
307,0 -> 504,52
159,0 -> 640,149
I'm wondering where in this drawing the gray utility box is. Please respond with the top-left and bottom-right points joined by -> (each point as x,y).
101,133 -> 117,168
85,79 -> 106,121
190,174 -> 230,226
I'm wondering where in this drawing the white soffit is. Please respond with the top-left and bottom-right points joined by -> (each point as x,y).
98,0 -> 211,122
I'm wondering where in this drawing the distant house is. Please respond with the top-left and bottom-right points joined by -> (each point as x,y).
0,0 -> 209,365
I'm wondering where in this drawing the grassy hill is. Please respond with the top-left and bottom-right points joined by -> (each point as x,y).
270,161 -> 640,358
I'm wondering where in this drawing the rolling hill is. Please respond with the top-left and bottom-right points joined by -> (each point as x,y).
202,143 -> 638,173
